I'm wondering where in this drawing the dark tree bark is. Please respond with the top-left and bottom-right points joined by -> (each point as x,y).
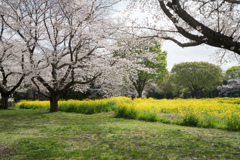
137,88 -> 143,98
0,94 -> 9,109
0,76 -> 24,110
132,78 -> 146,98
192,90 -> 198,99
50,94 -> 59,112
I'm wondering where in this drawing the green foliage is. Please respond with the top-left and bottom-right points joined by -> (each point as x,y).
225,66 -> 240,79
196,113 -> 219,128
132,39 -> 168,97
160,73 -> 178,98
181,112 -> 199,127
140,39 -> 168,84
59,100 -> 115,114
114,106 -> 139,119
114,107 -> 158,122
171,62 -> 223,98
137,111 -> 158,122
226,112 -> 240,131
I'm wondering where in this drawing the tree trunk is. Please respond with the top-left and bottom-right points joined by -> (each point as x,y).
192,90 -> 199,99
50,95 -> 59,112
137,89 -> 143,98
0,94 -> 9,110
61,90 -> 69,100
33,91 -> 36,100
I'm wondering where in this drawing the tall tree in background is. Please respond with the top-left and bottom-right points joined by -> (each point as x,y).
160,73 -> 176,98
225,66 -> 240,79
128,0 -> 240,60
171,62 -> 223,98
130,40 -> 168,97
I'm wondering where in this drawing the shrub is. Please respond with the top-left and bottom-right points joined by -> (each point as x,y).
138,112 -> 158,122
181,113 -> 199,127
226,112 -> 240,131
114,105 -> 138,119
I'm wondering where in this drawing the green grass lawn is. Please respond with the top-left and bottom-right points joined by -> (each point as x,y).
1,108 -> 240,160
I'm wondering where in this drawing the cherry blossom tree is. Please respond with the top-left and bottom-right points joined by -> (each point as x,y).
0,17 -> 30,109
1,0 -> 151,112
217,78 -> 240,97
92,38 -> 167,98
87,38 -> 161,98
127,0 -> 240,58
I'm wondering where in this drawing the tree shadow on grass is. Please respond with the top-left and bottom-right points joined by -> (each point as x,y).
10,137 -> 67,160
0,111 -> 51,133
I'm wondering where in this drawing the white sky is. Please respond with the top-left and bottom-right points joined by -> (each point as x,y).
161,41 -> 239,72
114,1 -> 240,72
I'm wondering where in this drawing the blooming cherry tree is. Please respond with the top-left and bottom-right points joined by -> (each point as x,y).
127,0 -> 240,58
1,0 -> 155,111
88,37 -> 160,98
0,17 -> 30,109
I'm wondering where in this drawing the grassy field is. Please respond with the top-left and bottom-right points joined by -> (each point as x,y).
1,108 -> 240,159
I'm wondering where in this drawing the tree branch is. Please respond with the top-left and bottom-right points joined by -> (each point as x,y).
162,37 -> 203,47
164,0 -> 240,55
31,77 -> 50,98
35,75 -> 54,93
224,0 -> 240,4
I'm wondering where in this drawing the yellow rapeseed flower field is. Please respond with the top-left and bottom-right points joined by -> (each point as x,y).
112,97 -> 240,130
115,96 -> 239,115
17,97 -> 240,130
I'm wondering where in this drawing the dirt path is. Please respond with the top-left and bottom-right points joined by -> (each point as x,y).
0,145 -> 9,159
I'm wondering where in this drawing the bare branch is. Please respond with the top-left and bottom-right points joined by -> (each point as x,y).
162,37 -> 203,47
224,0 -> 240,4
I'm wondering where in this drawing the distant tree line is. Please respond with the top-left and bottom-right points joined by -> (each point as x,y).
13,63 -> 240,101
162,64 -> 240,99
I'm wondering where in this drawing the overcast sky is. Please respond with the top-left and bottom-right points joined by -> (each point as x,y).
161,41 -> 239,72
114,1 -> 239,72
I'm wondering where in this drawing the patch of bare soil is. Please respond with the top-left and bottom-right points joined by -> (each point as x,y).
158,113 -> 181,119
0,145 -> 9,159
